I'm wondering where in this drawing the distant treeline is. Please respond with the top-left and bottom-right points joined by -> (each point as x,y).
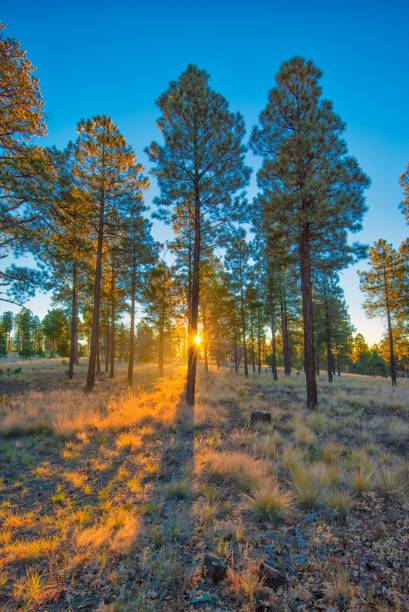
1,23 -> 408,404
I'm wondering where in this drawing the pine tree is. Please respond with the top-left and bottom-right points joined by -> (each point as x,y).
251,57 -> 369,407
225,229 -> 252,377
15,307 -> 35,356
0,23 -> 49,304
42,308 -> 69,355
1,311 -> 13,351
33,147 -> 92,378
359,239 -> 402,385
400,162 -> 409,223
147,65 -> 250,404
118,203 -> 156,387
143,263 -> 178,376
73,115 -> 147,391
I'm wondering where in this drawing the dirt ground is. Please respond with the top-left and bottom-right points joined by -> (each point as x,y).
0,359 -> 408,610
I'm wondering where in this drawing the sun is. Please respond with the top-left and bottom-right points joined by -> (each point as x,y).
194,335 -> 201,346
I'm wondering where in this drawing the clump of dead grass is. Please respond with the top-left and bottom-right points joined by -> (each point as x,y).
245,480 -> 293,520
201,450 -> 270,489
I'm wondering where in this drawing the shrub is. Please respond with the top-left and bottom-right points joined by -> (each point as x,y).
245,480 -> 292,520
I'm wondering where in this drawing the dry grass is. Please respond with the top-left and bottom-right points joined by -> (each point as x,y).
0,359 -> 408,610
245,480 -> 293,520
200,449 -> 270,489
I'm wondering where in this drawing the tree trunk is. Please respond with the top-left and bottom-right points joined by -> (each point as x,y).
323,275 -> 333,383
109,265 -> 115,379
203,303 -> 208,373
250,310 -> 256,373
109,312 -> 115,378
386,305 -> 397,386
215,325 -> 221,370
257,307 -> 261,374
105,320 -> 109,373
68,259 -> 78,379
159,292 -> 164,377
280,285 -> 291,376
186,180 -> 201,404
187,226 -> 192,346
233,321 -> 238,372
383,265 -> 397,387
85,202 -> 104,392
299,222 -> 318,408
326,341 -> 333,383
335,339 -> 341,376
127,257 -> 136,387
269,292 -> 278,381
96,340 -> 101,375
239,247 -> 248,378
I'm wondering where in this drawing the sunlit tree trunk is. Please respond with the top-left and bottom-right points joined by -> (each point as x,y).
86,198 -> 105,391
238,247 -> 248,378
269,291 -> 278,381
127,257 -> 136,387
203,303 -> 209,373
186,174 -> 201,404
280,286 -> 291,376
159,292 -> 165,377
68,259 -> 78,379
109,265 -> 115,379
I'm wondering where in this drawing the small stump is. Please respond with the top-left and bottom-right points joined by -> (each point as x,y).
250,411 -> 272,427
258,560 -> 287,589
203,554 -> 227,584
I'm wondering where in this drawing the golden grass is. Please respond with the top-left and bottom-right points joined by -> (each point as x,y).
0,362 -> 186,437
200,450 -> 270,489
245,480 -> 293,520
75,508 -> 140,555
1,360 -> 408,610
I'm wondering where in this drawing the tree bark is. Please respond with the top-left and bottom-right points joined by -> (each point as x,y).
109,266 -> 115,379
233,320 -> 238,372
105,320 -> 109,373
109,312 -> 115,378
269,291 -> 278,381
127,256 -> 136,387
280,282 -> 291,376
215,325 -> 221,370
239,246 -> 248,378
383,265 -> 397,387
96,340 -> 101,375
186,177 -> 201,404
323,275 -> 333,383
159,290 -> 164,377
299,222 -> 318,408
257,307 -> 261,374
85,197 -> 104,391
386,305 -> 397,386
68,259 -> 78,379
250,310 -> 256,373
203,303 -> 209,373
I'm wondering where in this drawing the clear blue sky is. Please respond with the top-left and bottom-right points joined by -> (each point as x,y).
2,0 -> 409,344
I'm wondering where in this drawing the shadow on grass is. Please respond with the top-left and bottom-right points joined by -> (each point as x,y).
128,387 -> 196,610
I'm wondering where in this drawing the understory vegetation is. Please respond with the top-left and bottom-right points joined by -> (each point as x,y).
0,360 -> 408,611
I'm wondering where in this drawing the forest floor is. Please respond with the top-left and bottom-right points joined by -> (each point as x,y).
0,358 -> 408,611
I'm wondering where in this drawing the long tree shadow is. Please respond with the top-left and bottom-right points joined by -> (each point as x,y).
131,387 -> 196,610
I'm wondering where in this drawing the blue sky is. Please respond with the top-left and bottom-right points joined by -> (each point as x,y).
2,0 -> 409,343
